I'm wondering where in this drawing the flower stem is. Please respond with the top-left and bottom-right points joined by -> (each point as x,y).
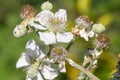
66,41 -> 73,51
66,58 -> 100,80
47,45 -> 53,56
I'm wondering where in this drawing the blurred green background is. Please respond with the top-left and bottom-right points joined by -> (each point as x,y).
0,0 -> 120,80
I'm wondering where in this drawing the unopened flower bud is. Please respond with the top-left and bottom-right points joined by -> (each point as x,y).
13,25 -> 27,38
92,23 -> 105,33
94,34 -> 110,49
41,1 -> 53,10
75,16 -> 93,29
20,4 -> 36,19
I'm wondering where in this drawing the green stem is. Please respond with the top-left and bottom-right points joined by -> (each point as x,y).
47,45 -> 53,57
66,58 -> 100,80
66,41 -> 73,51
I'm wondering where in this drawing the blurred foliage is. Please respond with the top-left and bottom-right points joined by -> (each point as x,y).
0,0 -> 120,80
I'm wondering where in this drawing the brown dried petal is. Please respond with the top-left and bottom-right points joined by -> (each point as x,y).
95,34 -> 110,49
50,46 -> 67,62
72,28 -> 80,36
20,4 -> 36,19
75,15 -> 93,29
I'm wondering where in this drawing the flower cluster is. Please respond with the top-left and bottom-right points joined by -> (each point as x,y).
13,1 -> 73,45
72,16 -> 106,41
16,39 -> 58,80
13,1 -> 110,80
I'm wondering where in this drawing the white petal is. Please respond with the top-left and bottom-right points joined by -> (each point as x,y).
56,32 -> 73,43
26,73 -> 44,80
55,9 -> 67,23
36,72 -> 44,80
38,32 -> 56,45
29,22 -> 47,30
39,50 -> 46,59
59,61 -> 66,73
26,39 -> 40,58
41,65 -> 58,80
26,75 -> 32,80
36,10 -> 54,27
88,31 -> 94,38
16,53 -> 30,68
79,29 -> 89,41
26,39 -> 37,51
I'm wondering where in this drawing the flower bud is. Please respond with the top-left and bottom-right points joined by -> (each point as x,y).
92,23 -> 105,33
13,25 -> 27,38
41,1 -> 53,10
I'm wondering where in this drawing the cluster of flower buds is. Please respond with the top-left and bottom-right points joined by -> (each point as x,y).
72,15 -> 106,41
13,1 -> 110,80
74,16 -> 110,79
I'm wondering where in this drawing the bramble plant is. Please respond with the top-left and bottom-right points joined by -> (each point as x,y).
13,1 -> 110,80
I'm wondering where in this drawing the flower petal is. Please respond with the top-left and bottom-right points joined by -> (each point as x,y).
55,9 -> 67,23
38,32 -> 56,45
88,31 -> 94,38
16,53 -> 30,68
36,72 -> 44,80
29,22 -> 47,30
26,72 -> 43,80
26,75 -> 32,80
56,32 -> 73,43
26,39 -> 40,58
36,10 -> 54,27
59,61 -> 66,73
41,65 -> 58,80
79,29 -> 89,41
